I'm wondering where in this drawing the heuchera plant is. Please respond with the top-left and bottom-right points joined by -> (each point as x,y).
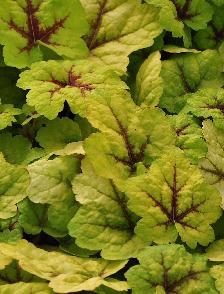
0,0 -> 223,293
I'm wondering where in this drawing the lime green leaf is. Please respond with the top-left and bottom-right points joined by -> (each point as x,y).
199,120 -> 224,206
163,45 -> 200,53
126,149 -> 221,248
170,114 -> 207,164
0,132 -> 44,165
159,50 -> 224,113
27,156 -> 80,205
68,159 -> 146,260
82,0 -> 162,73
0,216 -> 22,244
17,59 -> 126,119
0,154 -> 29,219
194,7 -> 224,49
209,0 -> 224,6
184,88 -> 224,128
0,0 -> 89,68
0,101 -> 21,130
0,282 -> 53,293
0,240 -> 128,293
134,51 -> 163,107
52,142 -> 85,157
210,264 -> 224,294
59,237 -> 97,257
206,239 -> 224,261
84,95 -> 175,184
0,253 -> 11,270
125,244 -> 217,294
146,0 -> 213,47
36,117 -> 81,153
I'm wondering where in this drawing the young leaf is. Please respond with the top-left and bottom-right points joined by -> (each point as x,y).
17,59 -> 127,119
199,120 -> 224,206
84,94 -> 175,184
0,153 -> 29,219
159,50 -> 224,113
27,156 -> 80,205
0,240 -> 128,293
134,51 -> 163,107
0,0 -> 89,68
68,159 -> 146,260
36,117 -> 82,153
82,0 -> 162,73
170,114 -> 208,164
184,88 -> 224,128
0,132 -> 44,165
125,244 -> 217,294
0,102 -> 21,130
146,0 -> 213,47
126,149 -> 221,248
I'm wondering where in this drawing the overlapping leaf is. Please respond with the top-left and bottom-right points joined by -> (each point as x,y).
0,240 -> 128,293
146,0 -> 213,47
17,59 -> 127,119
125,244 -> 217,294
0,101 -> 21,130
0,0 -> 89,68
84,93 -> 175,184
0,283 -> 53,293
159,49 -> 224,113
68,159 -> 146,260
199,120 -> 224,206
170,114 -> 207,163
126,149 -> 221,248
82,0 -> 162,73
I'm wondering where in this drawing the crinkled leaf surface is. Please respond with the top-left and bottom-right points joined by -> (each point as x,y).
159,50 -> 224,113
0,216 -> 22,244
170,114 -> 207,163
199,120 -> 224,206
84,94 -> 175,184
146,0 -> 213,47
17,59 -> 127,119
184,88 -> 224,128
0,282 -> 53,294
82,0 -> 162,73
27,156 -> 80,205
134,51 -> 163,107
68,159 -> 146,260
125,244 -> 217,294
36,117 -> 82,153
0,240 -> 128,293
0,0 -> 89,68
126,149 -> 221,248
210,264 -> 224,294
0,154 -> 29,219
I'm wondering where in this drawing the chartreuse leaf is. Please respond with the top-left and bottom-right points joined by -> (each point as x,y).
134,51 -> 163,107
28,156 -> 80,205
84,93 -> 175,185
206,239 -> 224,261
159,50 -> 224,113
68,159 -> 146,260
0,132 -> 44,165
126,149 -> 221,248
0,282 -> 53,294
0,215 -> 22,244
17,59 -> 127,119
36,117 -> 82,153
0,101 -> 21,130
0,240 -> 128,293
184,88 -> 224,129
82,0 -> 162,73
0,153 -> 29,219
125,244 -> 217,294
145,0 -> 213,47
0,0 -> 89,68
170,114 -> 207,164
199,120 -> 224,206
210,264 -> 224,294
194,6 -> 224,49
